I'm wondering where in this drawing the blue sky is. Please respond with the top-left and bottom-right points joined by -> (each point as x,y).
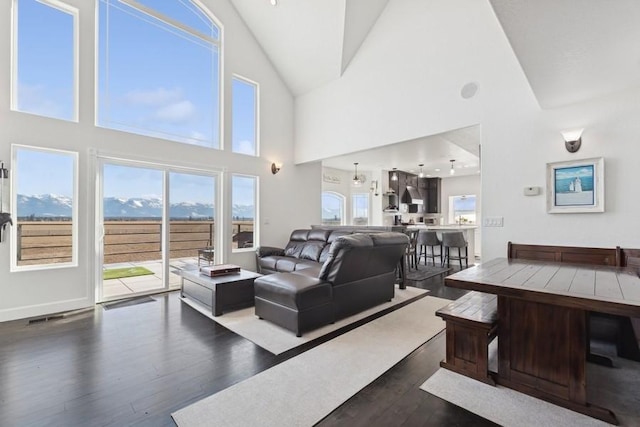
17,0 -> 256,206
16,149 -> 74,196
17,0 -> 74,120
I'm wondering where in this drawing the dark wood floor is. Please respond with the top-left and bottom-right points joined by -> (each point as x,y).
0,265 -> 495,427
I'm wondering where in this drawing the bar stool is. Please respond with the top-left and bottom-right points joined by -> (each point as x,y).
417,230 -> 442,266
441,231 -> 468,268
404,229 -> 419,270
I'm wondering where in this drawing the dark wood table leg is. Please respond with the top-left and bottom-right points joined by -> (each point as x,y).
497,296 -> 619,425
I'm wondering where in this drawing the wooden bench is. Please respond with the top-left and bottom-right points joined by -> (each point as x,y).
436,291 -> 498,385
507,241 -> 620,266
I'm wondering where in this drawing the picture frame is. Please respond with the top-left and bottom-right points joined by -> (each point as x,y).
546,157 -> 604,213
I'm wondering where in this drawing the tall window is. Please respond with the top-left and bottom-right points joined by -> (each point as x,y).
231,175 -> 256,250
232,76 -> 258,156
352,193 -> 369,225
12,0 -> 78,121
12,146 -> 78,270
97,0 -> 221,148
449,195 -> 476,224
322,192 -> 345,226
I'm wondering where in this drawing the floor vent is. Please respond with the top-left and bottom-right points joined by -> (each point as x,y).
102,296 -> 156,311
28,314 -> 64,324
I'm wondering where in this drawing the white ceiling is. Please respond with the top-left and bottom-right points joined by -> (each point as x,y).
489,0 -> 640,109
230,0 -> 640,172
229,0 -> 389,96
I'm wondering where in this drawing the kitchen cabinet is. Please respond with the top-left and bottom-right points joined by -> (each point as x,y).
405,174 -> 418,188
419,177 -> 441,213
389,170 -> 408,198
389,170 -> 426,213
388,171 -> 401,195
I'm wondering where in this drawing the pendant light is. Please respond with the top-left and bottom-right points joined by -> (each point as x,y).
450,160 -> 456,175
418,164 -> 424,178
352,162 -> 363,186
391,168 -> 398,181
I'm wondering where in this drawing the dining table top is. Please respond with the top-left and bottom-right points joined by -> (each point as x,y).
445,257 -> 640,317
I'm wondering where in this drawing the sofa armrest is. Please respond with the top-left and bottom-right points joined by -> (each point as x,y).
256,246 -> 285,258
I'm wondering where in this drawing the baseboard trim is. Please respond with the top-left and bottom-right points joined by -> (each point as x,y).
0,297 -> 93,323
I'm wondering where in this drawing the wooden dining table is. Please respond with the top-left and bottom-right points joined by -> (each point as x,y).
444,257 -> 640,425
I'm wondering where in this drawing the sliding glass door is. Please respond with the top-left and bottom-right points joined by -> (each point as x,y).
100,162 -> 165,300
97,158 -> 219,302
168,172 -> 217,288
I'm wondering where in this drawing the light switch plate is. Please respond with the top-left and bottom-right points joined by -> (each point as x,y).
483,217 -> 504,227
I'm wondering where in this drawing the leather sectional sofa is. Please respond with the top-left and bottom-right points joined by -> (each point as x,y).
254,229 -> 409,336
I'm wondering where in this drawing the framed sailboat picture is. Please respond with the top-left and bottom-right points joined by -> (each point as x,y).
546,157 -> 604,213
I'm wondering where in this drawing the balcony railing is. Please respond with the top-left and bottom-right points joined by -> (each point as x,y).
16,220 -> 254,266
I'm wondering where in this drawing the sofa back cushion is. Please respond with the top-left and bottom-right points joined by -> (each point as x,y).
283,229 -> 333,261
284,229 -> 310,258
319,232 -> 408,284
319,230 -> 352,263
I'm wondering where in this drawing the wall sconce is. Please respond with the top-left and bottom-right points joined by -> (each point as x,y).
561,128 -> 583,153
271,163 -> 281,175
370,180 -> 379,196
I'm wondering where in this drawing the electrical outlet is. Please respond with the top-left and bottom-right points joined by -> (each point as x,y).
483,217 -> 504,227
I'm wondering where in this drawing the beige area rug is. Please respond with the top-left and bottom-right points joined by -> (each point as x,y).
421,369 -> 612,427
172,295 -> 450,427
180,284 -> 427,355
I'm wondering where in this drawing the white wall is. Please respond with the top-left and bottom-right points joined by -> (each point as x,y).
295,0 -> 640,263
481,88 -> 640,255
0,0 -> 319,321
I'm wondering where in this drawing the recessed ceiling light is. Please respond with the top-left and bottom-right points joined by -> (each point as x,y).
270,0 -> 277,5
434,168 -> 440,172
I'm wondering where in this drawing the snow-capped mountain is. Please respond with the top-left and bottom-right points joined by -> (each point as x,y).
17,194 -> 73,218
17,195 -> 254,219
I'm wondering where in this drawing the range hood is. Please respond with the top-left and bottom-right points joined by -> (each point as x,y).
402,186 -> 423,204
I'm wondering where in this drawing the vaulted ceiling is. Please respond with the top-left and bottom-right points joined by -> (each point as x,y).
229,0 -> 389,96
229,0 -> 640,171
489,0 -> 640,109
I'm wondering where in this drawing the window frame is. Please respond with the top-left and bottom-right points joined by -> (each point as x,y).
231,74 -> 259,157
351,193 -> 370,226
230,173 -> 258,253
321,191 -> 346,226
96,0 -> 224,148
11,0 -> 80,122
11,144 -> 79,272
448,194 -> 477,224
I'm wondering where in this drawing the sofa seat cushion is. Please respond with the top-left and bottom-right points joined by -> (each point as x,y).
262,257 -> 317,273
254,273 -> 332,310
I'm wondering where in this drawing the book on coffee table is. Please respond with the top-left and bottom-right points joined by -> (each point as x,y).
200,264 -> 241,277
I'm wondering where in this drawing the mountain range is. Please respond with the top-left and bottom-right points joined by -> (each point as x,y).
16,194 -> 254,219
